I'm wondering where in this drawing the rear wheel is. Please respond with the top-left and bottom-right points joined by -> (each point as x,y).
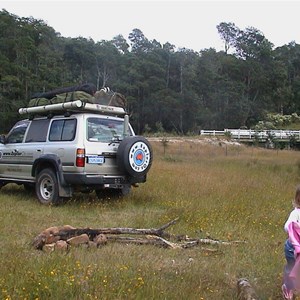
35,168 -> 61,205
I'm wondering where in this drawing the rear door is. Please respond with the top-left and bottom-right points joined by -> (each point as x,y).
44,117 -> 78,173
84,115 -> 132,176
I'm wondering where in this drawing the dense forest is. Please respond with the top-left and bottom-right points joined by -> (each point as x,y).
1,9 -> 300,134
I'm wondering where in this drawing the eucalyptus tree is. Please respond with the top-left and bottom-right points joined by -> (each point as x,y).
124,30 -> 169,133
0,10 -> 19,66
31,21 -> 65,94
0,10 -> 64,131
216,22 -> 239,54
274,42 -> 300,113
63,37 -> 96,84
128,28 -> 152,54
93,40 -> 121,89
216,22 -> 276,127
111,34 -> 129,54
162,42 -> 175,89
164,47 -> 200,133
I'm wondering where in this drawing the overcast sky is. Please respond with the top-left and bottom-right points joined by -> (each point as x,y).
1,0 -> 300,52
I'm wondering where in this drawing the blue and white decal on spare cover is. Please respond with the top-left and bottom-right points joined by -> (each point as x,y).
129,141 -> 150,172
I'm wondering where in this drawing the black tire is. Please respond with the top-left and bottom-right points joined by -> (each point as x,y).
35,168 -> 61,205
95,185 -> 131,199
117,136 -> 153,178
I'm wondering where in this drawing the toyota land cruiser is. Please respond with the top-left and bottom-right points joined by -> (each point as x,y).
0,100 -> 153,205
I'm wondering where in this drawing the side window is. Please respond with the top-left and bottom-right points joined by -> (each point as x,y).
49,120 -> 63,141
25,119 -> 50,143
62,119 -> 77,141
6,120 -> 29,144
49,119 -> 76,142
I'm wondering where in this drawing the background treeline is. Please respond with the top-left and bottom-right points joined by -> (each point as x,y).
1,9 -> 300,134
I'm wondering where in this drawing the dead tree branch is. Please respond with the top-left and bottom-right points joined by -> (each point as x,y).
106,235 -> 245,249
32,218 -> 245,251
55,218 -> 179,240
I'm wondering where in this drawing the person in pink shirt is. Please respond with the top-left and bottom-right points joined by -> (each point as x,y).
282,185 -> 300,299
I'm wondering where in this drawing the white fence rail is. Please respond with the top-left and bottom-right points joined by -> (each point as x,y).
200,129 -> 300,140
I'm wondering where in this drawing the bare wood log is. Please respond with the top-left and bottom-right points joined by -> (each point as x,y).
54,218 -> 178,240
237,278 -> 259,300
33,219 -> 178,249
157,217 -> 179,232
107,236 -> 170,247
106,235 -> 243,250
33,218 -> 245,251
106,235 -> 181,249
181,238 -> 246,249
148,235 -> 181,249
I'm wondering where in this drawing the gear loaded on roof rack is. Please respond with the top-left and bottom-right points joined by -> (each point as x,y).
18,100 -> 126,116
23,83 -> 127,117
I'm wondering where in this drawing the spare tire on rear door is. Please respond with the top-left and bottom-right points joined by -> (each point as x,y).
117,136 -> 153,177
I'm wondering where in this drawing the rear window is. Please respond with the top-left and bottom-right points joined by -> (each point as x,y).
25,119 -> 50,143
87,117 -> 131,142
49,119 -> 77,141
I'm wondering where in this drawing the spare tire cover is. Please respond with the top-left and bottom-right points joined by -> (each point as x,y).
117,136 -> 153,177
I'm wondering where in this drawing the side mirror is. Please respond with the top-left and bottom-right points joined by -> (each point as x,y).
0,135 -> 6,144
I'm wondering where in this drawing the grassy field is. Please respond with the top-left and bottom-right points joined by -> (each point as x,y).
0,138 -> 299,299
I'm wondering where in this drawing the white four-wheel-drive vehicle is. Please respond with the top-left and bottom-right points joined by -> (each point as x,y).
0,91 -> 153,205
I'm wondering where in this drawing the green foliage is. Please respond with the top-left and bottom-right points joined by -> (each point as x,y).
254,113 -> 300,130
254,121 -> 276,130
1,11 -> 300,134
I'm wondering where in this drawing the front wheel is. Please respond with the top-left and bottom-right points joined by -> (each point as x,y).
35,168 -> 61,205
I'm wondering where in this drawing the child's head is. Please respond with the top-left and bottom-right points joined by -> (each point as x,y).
293,185 -> 300,208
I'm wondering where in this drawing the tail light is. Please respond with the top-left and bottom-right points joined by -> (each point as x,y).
76,148 -> 85,167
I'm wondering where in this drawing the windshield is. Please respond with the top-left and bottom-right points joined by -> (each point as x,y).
6,120 -> 30,144
87,117 -> 131,142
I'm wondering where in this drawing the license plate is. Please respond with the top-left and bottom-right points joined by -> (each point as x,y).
87,156 -> 104,164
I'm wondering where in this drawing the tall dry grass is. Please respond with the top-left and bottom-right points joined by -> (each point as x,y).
0,138 -> 299,299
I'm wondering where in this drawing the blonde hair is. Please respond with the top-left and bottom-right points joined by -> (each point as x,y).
293,185 -> 300,208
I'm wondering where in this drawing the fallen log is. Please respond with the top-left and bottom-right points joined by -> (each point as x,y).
33,218 -> 178,249
57,217 -> 178,239
32,218 -> 245,251
181,238 -> 246,249
106,235 -> 181,249
106,235 -> 245,249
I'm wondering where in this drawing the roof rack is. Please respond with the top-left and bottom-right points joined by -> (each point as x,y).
18,100 -> 126,116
